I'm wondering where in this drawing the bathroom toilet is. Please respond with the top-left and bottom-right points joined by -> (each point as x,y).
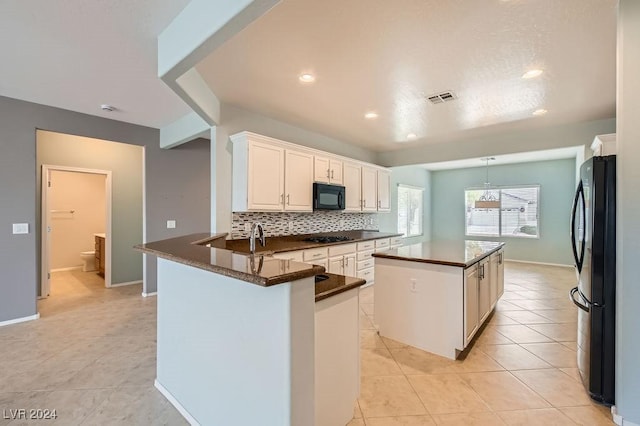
80,251 -> 96,272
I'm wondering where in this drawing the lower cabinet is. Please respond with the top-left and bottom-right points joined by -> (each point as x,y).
464,266 -> 479,346
478,258 -> 491,324
464,251 -> 503,347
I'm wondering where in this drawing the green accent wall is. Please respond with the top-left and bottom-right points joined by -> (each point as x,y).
431,158 -> 576,265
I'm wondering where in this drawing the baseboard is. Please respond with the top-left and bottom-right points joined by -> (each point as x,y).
50,266 -> 83,272
505,259 -> 574,268
154,379 -> 199,425
612,406 -> 640,426
142,291 -> 157,298
109,280 -> 142,288
0,313 -> 40,327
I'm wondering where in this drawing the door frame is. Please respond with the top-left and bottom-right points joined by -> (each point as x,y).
41,164 -> 113,296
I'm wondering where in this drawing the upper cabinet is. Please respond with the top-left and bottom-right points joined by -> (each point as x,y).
314,156 -> 343,185
361,166 -> 378,212
343,162 -> 362,212
377,170 -> 391,212
231,132 -> 390,213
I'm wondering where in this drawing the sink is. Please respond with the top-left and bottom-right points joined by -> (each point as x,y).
315,274 -> 330,283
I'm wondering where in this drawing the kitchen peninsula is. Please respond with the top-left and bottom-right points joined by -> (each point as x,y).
373,240 -> 505,360
136,233 -> 367,426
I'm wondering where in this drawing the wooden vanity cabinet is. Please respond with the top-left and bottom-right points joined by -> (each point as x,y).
95,235 -> 105,277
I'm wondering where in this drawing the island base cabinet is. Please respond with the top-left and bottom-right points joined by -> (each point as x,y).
315,288 -> 360,426
155,259 -> 315,426
374,258 -> 464,360
464,265 -> 480,346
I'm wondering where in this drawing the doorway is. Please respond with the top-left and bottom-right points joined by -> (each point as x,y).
41,165 -> 112,297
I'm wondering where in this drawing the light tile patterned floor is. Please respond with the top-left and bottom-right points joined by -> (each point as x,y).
352,261 -> 615,426
0,263 -> 615,425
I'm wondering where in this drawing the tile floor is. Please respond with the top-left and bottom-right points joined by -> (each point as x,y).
0,263 -> 615,425
352,262 -> 615,426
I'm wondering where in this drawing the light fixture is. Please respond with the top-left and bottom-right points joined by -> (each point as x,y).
406,133 -> 417,140
532,108 -> 548,116
474,157 -> 500,209
298,73 -> 315,83
364,111 -> 378,119
522,69 -> 543,79
100,104 -> 115,112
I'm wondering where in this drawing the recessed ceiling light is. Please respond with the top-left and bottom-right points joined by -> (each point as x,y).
522,69 -> 543,79
532,108 -> 548,116
407,133 -> 417,140
364,111 -> 378,119
298,73 -> 315,83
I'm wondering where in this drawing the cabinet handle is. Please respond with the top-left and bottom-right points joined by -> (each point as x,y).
341,258 -> 345,268
331,169 -> 334,179
286,194 -> 290,205
280,194 -> 284,204
378,200 -> 381,208
327,168 -> 330,179
312,253 -> 322,259
363,199 -> 366,208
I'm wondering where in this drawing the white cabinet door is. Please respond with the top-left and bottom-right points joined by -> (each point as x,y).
489,252 -> 499,308
377,170 -> 391,212
329,159 -> 343,185
248,141 -> 284,211
478,259 -> 491,323
497,249 -> 505,299
464,265 -> 479,346
284,150 -> 314,211
328,256 -> 344,274
344,254 -> 357,277
314,156 -> 330,183
361,166 -> 378,211
343,162 -> 362,211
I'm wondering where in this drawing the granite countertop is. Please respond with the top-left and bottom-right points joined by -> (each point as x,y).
372,240 -> 505,268
135,233 -> 324,287
314,273 -> 366,302
223,230 -> 402,254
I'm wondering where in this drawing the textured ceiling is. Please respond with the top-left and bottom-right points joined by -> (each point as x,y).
197,0 -> 617,151
0,0 -> 191,128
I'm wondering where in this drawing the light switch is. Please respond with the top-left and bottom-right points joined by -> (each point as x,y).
12,223 -> 29,234
167,220 -> 176,229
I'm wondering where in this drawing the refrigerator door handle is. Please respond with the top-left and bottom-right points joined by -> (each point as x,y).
570,181 -> 586,272
570,287 -> 590,312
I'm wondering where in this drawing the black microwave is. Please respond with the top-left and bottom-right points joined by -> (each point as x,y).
313,183 -> 345,210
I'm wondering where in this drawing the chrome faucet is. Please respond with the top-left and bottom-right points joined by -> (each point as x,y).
249,222 -> 266,254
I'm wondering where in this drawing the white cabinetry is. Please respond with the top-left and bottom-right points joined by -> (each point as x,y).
489,251 -> 499,309
497,249 -> 505,299
464,265 -> 480,346
343,162 -> 362,212
284,150 -> 314,211
271,250 -> 304,262
328,244 -> 357,276
377,170 -> 391,212
314,156 -> 343,185
232,134 -> 313,212
361,166 -> 378,211
478,258 -> 491,324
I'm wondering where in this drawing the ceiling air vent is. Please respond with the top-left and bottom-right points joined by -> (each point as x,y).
426,91 -> 456,104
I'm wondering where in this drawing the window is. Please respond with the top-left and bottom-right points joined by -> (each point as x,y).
398,184 -> 423,237
465,186 -> 539,238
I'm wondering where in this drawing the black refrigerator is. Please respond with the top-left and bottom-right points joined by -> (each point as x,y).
569,155 -> 616,405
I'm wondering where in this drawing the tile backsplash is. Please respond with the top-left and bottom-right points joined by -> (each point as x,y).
231,211 -> 379,239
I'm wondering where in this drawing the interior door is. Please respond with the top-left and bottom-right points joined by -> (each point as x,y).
40,166 -> 52,298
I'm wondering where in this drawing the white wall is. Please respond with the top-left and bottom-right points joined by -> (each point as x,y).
49,170 -> 106,270
615,1 -> 640,423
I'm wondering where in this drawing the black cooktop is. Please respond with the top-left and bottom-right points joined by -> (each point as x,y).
303,236 -> 353,244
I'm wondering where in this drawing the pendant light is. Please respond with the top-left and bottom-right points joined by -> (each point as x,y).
475,157 -> 500,209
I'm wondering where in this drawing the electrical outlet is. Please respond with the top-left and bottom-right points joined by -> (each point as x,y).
410,278 -> 418,293
244,223 -> 251,232
288,221 -> 294,231
167,220 -> 176,229
339,219 -> 345,229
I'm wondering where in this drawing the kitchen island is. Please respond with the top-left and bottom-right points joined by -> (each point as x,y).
372,240 -> 505,360
136,233 -> 365,426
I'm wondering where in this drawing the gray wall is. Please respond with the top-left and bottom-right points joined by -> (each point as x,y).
377,118 -> 616,167
0,95 -> 209,322
37,131 -> 144,285
378,166 -> 431,245
431,159 -> 576,265
616,1 -> 640,423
